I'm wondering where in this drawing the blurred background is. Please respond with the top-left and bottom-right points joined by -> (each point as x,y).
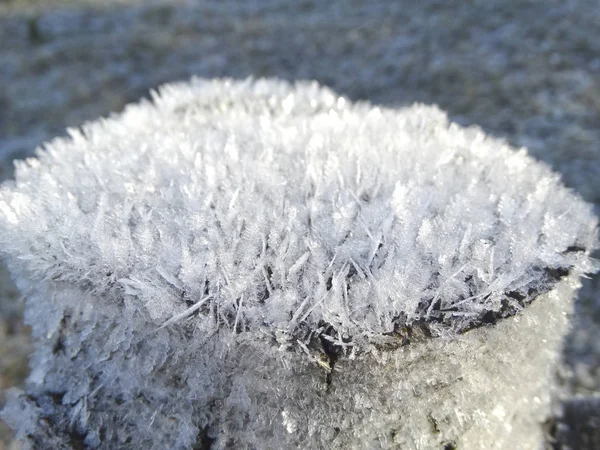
0,0 -> 599,448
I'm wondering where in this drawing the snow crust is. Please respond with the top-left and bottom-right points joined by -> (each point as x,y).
0,78 -> 597,449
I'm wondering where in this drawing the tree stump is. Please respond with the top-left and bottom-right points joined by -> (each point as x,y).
0,79 -> 597,449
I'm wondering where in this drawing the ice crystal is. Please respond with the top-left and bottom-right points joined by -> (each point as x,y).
0,78 -> 597,449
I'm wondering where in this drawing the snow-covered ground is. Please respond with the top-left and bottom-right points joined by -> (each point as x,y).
1,0 -> 599,447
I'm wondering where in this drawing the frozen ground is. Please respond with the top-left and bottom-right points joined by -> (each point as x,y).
0,0 -> 599,448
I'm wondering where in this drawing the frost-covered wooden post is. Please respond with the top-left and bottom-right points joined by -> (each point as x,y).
0,79 -> 597,449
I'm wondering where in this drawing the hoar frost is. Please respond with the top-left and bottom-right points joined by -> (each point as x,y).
0,78 -> 597,449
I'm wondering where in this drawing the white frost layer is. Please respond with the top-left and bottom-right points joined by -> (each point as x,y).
0,78 -> 597,340
0,78 -> 598,449
0,275 -> 585,449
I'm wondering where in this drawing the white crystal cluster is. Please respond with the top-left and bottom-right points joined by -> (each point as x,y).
0,79 -> 597,449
